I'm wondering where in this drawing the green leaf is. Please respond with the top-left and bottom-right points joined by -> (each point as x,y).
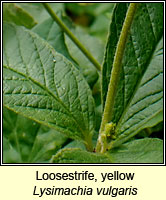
3,108 -> 39,163
3,108 -> 67,163
32,16 -> 75,63
63,140 -> 86,150
111,37 -> 163,148
33,15 -> 99,88
3,137 -> 22,163
26,126 -> 68,163
3,22 -> 95,144
65,26 -> 104,69
102,3 -> 163,124
51,148 -> 112,163
109,138 -> 163,163
88,4 -> 115,43
63,19 -> 103,86
89,14 -> 111,43
140,111 -> 163,130
65,26 -> 101,87
16,3 -> 64,24
3,3 -> 37,29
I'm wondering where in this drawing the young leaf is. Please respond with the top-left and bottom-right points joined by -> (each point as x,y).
109,138 -> 163,163
3,22 -> 95,146
102,3 -> 163,124
3,3 -> 37,29
111,37 -> 163,148
51,148 -> 112,163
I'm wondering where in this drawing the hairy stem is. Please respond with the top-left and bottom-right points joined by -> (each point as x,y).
42,3 -> 101,71
96,3 -> 138,153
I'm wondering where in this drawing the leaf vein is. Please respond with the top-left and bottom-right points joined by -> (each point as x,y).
120,95 -> 162,129
140,71 -> 163,87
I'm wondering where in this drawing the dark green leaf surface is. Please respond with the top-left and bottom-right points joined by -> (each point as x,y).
111,38 -> 163,148
3,3 -> 37,29
3,108 -> 67,163
109,138 -> 163,163
51,148 -> 112,163
3,22 -> 95,142
102,3 -> 163,124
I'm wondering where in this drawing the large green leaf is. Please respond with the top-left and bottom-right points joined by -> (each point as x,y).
3,108 -> 67,163
51,138 -> 163,163
3,3 -> 37,29
3,22 -> 95,143
102,3 -> 163,124
109,138 -> 163,163
51,148 -> 112,163
111,37 -> 163,148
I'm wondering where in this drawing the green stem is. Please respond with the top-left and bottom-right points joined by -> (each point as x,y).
84,134 -> 94,152
96,3 -> 138,153
42,3 -> 101,71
